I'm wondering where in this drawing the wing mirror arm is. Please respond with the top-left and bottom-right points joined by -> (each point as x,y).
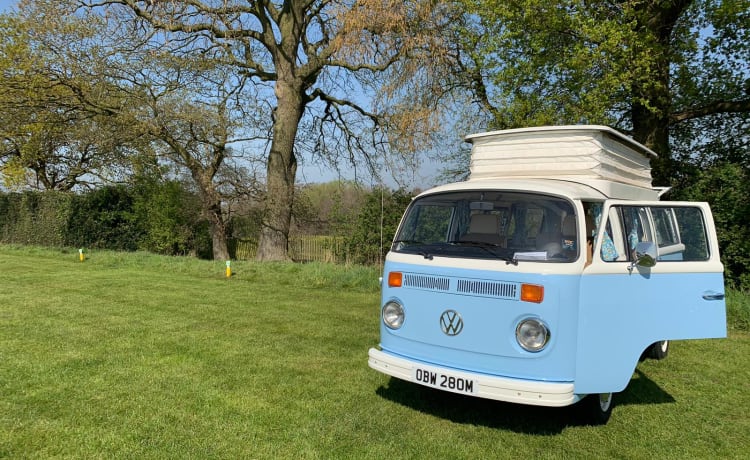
628,241 -> 657,273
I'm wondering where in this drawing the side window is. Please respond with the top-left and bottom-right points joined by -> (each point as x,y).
585,201 -> 623,262
607,205 -> 709,262
651,207 -> 684,260
652,208 -> 679,247
670,207 -> 709,261
619,206 -> 653,261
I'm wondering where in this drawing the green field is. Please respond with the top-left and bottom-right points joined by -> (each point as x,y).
1,245 -> 748,459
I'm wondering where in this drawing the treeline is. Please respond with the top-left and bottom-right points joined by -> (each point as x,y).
3,170 -> 750,289
0,181 -> 413,266
0,181 -> 211,257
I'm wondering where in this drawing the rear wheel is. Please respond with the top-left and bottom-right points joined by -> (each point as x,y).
647,340 -> 669,360
580,393 -> 614,425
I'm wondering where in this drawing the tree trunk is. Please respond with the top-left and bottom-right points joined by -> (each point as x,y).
629,0 -> 690,187
632,101 -> 672,186
206,200 -> 230,261
192,169 -> 230,261
256,80 -> 304,261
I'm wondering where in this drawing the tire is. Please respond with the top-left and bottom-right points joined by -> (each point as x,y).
580,393 -> 614,425
647,340 -> 669,360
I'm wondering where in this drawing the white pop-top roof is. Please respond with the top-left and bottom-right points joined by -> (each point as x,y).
466,125 -> 657,190
418,177 -> 661,201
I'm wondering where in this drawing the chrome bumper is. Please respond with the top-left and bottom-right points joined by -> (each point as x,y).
368,348 -> 577,407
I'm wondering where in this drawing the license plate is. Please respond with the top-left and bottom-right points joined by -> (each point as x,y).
412,367 -> 476,394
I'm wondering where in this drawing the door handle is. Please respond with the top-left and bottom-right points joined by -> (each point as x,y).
702,291 -> 725,301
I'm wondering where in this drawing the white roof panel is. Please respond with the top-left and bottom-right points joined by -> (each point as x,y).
417,178 -> 660,201
465,125 -> 656,189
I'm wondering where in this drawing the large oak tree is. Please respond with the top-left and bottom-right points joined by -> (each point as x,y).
77,0 -> 444,260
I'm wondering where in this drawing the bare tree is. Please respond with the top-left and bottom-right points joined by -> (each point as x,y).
76,0 -> 448,260
114,49 -> 270,260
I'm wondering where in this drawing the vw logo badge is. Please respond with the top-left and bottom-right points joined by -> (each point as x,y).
440,310 -> 464,336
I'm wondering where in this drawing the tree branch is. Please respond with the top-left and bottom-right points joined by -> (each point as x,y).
309,88 -> 379,122
671,99 -> 750,123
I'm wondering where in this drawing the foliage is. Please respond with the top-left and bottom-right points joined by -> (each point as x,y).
727,289 -> 750,332
1,1 -> 270,259
2,0 -> 747,273
672,163 -> 750,289
0,182 -> 417,265
0,191 -> 73,246
0,184 -> 211,257
441,0 -> 749,182
455,0 -> 635,128
131,178 -> 206,256
344,187 -> 413,265
0,8 -> 138,191
64,186 -> 143,251
226,207 -> 264,241
292,181 -> 368,236
229,184 -> 413,264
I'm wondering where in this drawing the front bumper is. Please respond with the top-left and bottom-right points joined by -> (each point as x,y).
368,348 -> 578,407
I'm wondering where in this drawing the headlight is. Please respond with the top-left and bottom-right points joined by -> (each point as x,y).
382,301 -> 405,329
515,318 -> 550,352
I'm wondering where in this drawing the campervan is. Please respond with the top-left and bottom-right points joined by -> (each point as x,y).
368,125 -> 726,424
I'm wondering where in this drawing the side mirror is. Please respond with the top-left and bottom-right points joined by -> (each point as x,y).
628,241 -> 657,272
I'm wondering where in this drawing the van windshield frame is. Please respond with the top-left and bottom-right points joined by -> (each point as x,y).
392,190 -> 580,263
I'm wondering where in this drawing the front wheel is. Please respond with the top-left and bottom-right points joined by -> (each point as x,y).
580,393 -> 614,425
647,340 -> 669,360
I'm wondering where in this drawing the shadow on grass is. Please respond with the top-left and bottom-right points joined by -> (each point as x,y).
616,369 -> 676,406
375,368 -> 674,434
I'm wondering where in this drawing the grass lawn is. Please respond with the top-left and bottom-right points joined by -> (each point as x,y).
1,245 -> 748,459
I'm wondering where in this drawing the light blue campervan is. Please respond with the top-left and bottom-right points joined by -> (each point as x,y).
368,125 -> 727,424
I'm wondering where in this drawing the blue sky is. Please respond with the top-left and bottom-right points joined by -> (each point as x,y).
0,0 -> 15,12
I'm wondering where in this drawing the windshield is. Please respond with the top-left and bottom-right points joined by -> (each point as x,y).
393,190 -> 579,263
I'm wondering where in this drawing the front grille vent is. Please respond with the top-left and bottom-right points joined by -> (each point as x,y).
456,279 -> 518,299
403,274 -> 450,291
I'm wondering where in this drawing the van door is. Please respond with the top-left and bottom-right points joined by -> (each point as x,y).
576,201 -> 726,394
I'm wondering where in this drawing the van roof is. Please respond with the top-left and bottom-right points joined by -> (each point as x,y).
416,178 -> 661,201
465,125 -> 658,158
465,125 -> 657,190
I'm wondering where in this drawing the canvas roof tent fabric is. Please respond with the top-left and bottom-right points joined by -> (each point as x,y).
466,125 -> 657,190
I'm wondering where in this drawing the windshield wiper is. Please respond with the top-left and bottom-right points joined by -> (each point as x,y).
392,239 -> 434,260
393,239 -> 425,245
448,240 -> 518,265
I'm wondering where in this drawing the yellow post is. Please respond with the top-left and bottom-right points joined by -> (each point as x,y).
79,248 -> 85,262
226,260 -> 231,278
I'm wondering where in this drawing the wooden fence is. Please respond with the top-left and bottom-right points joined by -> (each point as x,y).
232,235 -> 349,264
